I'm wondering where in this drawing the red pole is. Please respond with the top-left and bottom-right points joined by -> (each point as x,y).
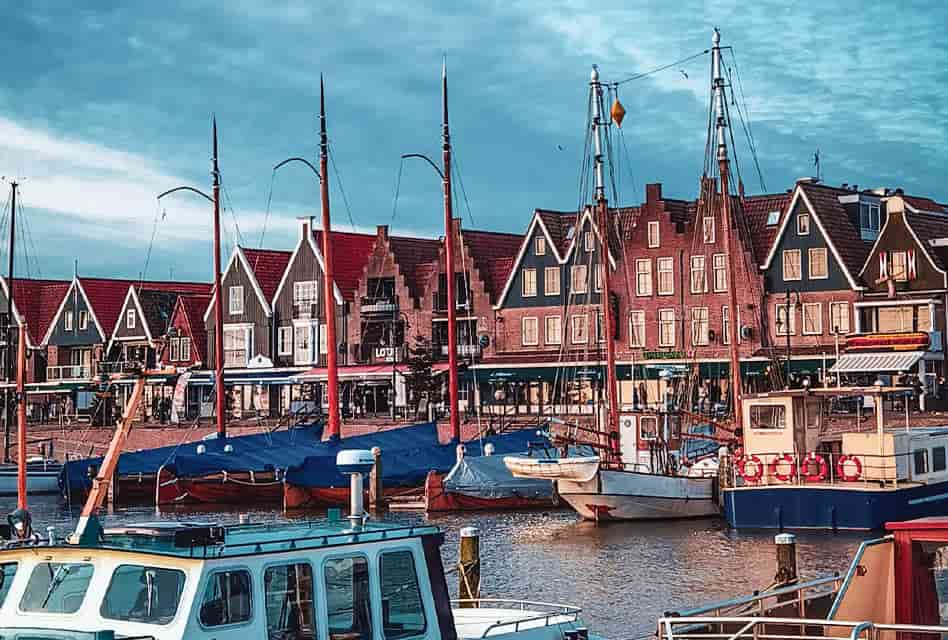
16,323 -> 26,510
319,76 -> 342,440
597,199 -> 620,457
442,62 -> 460,443
212,118 -> 226,439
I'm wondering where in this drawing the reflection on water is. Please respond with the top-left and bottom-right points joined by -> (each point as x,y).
2,497 -> 862,637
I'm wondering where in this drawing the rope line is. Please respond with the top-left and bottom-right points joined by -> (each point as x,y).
611,49 -> 710,86
327,144 -> 358,232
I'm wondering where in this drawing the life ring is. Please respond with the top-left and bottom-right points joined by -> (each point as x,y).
799,452 -> 828,482
837,455 -> 863,482
738,455 -> 764,483
768,453 -> 796,482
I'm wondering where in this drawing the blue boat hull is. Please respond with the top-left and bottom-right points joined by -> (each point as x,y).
724,481 -> 948,530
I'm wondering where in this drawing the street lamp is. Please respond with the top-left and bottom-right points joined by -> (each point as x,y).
774,288 -> 801,389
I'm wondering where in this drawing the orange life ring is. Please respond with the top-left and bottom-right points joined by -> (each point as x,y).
768,453 -> 796,482
738,454 -> 765,483
800,452 -> 828,482
837,455 -> 863,482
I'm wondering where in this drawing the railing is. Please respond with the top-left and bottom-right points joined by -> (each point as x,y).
434,293 -> 471,312
675,575 -> 841,620
437,343 -> 481,357
451,599 -> 581,637
98,359 -> 145,375
46,365 -> 93,381
224,349 -> 248,368
360,296 -> 398,314
727,450 -> 922,489
293,302 -> 318,320
656,616 -> 948,640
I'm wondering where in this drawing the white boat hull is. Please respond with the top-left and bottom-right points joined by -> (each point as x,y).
558,468 -> 718,521
503,455 -> 599,482
0,465 -> 61,496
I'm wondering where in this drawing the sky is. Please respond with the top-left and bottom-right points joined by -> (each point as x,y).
0,1 -> 946,283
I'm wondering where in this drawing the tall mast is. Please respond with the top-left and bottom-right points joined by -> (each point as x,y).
320,75 -> 342,441
212,119 -> 226,439
442,60 -> 460,443
3,180 -> 16,463
590,66 -> 619,458
712,29 -> 744,425
16,323 -> 26,510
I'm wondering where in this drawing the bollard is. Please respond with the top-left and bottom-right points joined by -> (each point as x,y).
775,532 -> 798,605
369,447 -> 383,512
458,526 -> 481,608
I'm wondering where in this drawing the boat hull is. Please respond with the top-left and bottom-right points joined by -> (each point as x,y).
724,481 -> 948,531
0,467 -> 60,496
558,468 -> 718,521
424,471 -> 557,512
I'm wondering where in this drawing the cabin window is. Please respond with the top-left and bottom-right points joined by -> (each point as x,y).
325,555 -> 373,640
126,309 -> 136,329
521,268 -> 537,297
265,563 -> 316,640
749,405 -> 786,430
101,564 -> 185,625
808,248 -> 828,280
933,447 -> 947,473
278,326 -> 293,356
702,216 -> 715,244
64,311 -> 73,331
0,562 -> 16,607
766,210 -> 780,226
78,310 -> 88,331
690,255 -> 707,294
914,449 -> 929,476
712,254 -> 727,292
658,309 -> 676,347
830,302 -> 850,334
380,551 -> 427,639
534,236 -> 546,256
782,250 -> 802,281
648,221 -> 660,248
635,259 -> 652,296
180,337 -> 191,362
640,416 -> 658,441
544,267 -> 560,296
224,326 -> 251,367
629,311 -> 646,348
722,306 -> 730,345
571,265 -> 588,295
229,286 -> 244,315
20,562 -> 94,614
657,257 -> 674,295
199,569 -> 252,627
319,323 -> 328,355
545,315 -> 561,345
521,317 -> 538,346
796,213 -> 810,235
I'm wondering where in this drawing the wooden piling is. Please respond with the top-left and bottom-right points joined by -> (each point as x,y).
458,526 -> 480,607
774,532 -> 798,596
369,446 -> 383,512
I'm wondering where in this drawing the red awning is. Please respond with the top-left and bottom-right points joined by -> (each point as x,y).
296,362 -> 450,381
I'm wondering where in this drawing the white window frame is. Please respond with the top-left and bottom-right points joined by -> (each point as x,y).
657,257 -> 674,296
78,310 -> 88,331
712,253 -> 727,292
596,312 -> 605,343
277,326 -> 293,356
570,265 -> 588,294
522,268 -> 537,297
890,250 -> 908,282
690,255 -> 707,294
534,236 -> 546,256
802,302 -> 823,335
782,250 -> 802,281
223,324 -> 251,367
830,302 -> 850,334
229,286 -> 244,315
180,337 -> 191,362
293,322 -> 315,366
64,311 -> 73,331
703,216 -> 715,244
126,309 -> 136,329
293,280 -> 318,307
647,221 -> 660,248
658,309 -> 676,347
635,259 -> 652,296
521,316 -> 539,346
169,337 -> 180,362
570,314 -> 588,345
544,266 -> 561,296
584,230 -> 594,252
319,323 -> 328,355
691,307 -> 710,346
775,303 -> 796,336
629,311 -> 646,348
796,213 -> 810,235
594,268 -> 602,293
722,306 -> 730,345
808,247 -> 829,280
544,315 -> 561,345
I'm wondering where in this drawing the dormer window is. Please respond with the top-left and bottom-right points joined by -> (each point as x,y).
859,201 -> 881,239
647,221 -> 660,248
534,236 -> 546,256
584,230 -> 594,252
702,216 -> 715,244
126,309 -> 136,329
766,210 -> 780,226
229,286 -> 244,315
796,213 -> 810,235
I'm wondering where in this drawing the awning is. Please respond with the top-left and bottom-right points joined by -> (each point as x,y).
297,362 -> 449,382
189,369 -> 303,386
830,351 -> 924,374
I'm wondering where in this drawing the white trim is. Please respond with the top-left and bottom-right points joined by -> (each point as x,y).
42,277 -> 106,345
808,247 -> 829,280
903,209 -> 948,288
801,302 -> 823,335
561,208 -> 618,270
107,286 -> 157,354
204,246 -> 282,322
272,229 -> 346,308
781,249 -> 802,282
521,316 -> 539,346
0,277 -> 33,349
493,213 -> 565,309
854,298 -> 939,308
521,267 -> 537,297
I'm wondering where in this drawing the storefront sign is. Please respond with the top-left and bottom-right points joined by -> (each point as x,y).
641,350 -> 685,360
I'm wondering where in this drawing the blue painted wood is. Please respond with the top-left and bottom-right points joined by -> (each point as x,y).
47,284 -> 104,346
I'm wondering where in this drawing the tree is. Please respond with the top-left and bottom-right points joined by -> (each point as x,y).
403,335 -> 441,418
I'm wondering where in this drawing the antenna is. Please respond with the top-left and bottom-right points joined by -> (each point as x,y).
813,148 -> 822,182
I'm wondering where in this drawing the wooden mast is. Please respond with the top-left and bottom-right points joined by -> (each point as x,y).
590,66 -> 620,458
16,323 -> 26,510
319,75 -> 342,440
212,118 -> 226,439
712,29 -> 744,426
442,60 -> 461,443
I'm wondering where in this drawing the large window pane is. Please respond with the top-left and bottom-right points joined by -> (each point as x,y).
265,563 -> 316,640
325,556 -> 373,640
20,562 -> 94,614
0,563 -> 16,608
101,564 -> 185,625
380,551 -> 427,639
199,570 -> 252,627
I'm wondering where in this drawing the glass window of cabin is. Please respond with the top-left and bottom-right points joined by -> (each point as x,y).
199,569 -> 252,627
702,216 -> 715,244
830,302 -> 850,334
101,564 -> 186,625
380,551 -> 427,639
229,286 -> 244,315
521,317 -> 538,346
629,311 -> 645,348
782,249 -> 802,281
0,563 -> 16,608
796,213 -> 810,235
658,309 -> 676,347
264,563 -> 316,640
914,449 -> 929,476
325,556 -> 373,640
640,416 -> 658,440
933,447 -> 947,473
749,405 -> 786,430
20,562 -> 94,614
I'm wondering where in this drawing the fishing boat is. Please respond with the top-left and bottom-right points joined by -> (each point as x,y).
505,29 -> 746,521
656,516 -> 948,638
0,458 -> 61,496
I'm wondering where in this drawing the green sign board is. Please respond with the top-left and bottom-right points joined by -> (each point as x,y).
641,350 -> 685,360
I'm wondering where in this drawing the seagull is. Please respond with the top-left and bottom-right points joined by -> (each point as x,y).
680,69 -> 689,79
556,144 -> 564,151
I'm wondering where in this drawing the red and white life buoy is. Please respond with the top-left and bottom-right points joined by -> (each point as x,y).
837,455 -> 863,482
738,455 -> 765,483
800,452 -> 828,482
768,453 -> 796,482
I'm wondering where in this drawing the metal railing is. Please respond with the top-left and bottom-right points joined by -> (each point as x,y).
451,599 -> 581,637
46,364 -> 94,381
729,450 -> 924,489
360,295 -> 398,313
675,575 -> 841,620
656,616 -> 948,640
98,359 -> 145,374
224,349 -> 248,368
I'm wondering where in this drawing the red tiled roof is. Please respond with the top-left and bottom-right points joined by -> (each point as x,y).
461,229 -> 523,303
241,248 -> 292,302
798,183 -> 869,280
311,231 -> 376,302
904,210 -> 948,272
388,235 -> 441,303
178,293 -> 211,363
742,192 -> 793,264
536,209 -> 582,257
7,278 -> 71,345
78,277 -> 210,339
904,195 -> 948,214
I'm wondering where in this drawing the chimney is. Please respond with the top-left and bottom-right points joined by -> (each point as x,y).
887,194 -> 905,216
297,216 -> 314,241
646,183 -> 662,203
376,224 -> 389,241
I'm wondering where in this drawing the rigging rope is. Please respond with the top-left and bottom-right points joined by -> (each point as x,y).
259,168 -> 277,249
327,144 -> 358,232
140,198 -> 163,284
611,49 -> 710,86
390,158 -> 405,222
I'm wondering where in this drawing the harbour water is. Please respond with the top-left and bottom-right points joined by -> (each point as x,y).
4,496 -> 862,637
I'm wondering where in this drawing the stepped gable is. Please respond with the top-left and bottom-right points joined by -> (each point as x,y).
797,182 -> 870,279
241,248 -> 292,301
460,229 -> 523,303
311,230 -> 376,301
388,235 -> 441,303
9,278 -> 71,345
80,277 -> 209,338
742,192 -> 793,264
178,293 -> 211,362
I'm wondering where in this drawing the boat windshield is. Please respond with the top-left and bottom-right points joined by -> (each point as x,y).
20,562 -> 94,614
0,562 -> 16,607
100,564 -> 186,625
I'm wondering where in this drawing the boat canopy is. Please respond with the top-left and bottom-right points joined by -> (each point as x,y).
444,451 -> 555,500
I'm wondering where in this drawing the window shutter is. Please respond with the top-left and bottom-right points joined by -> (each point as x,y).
879,251 -> 888,279
907,249 -> 917,280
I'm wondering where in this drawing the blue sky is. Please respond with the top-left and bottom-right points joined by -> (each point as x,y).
1,1 -> 946,282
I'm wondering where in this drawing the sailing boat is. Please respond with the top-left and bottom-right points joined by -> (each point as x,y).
506,29 -> 743,521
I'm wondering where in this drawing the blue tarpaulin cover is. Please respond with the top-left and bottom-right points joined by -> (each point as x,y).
443,453 -> 554,500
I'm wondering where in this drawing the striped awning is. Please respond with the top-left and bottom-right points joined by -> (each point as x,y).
829,351 -> 924,374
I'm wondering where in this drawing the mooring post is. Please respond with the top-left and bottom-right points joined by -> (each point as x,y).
458,526 -> 480,607
775,532 -> 798,606
369,446 -> 383,512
